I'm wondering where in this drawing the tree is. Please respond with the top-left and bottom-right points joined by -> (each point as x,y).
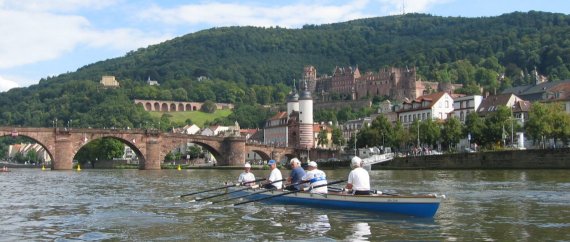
200,100 -> 217,113
25,149 -> 38,163
442,117 -> 463,151
188,146 -> 202,159
485,106 -> 513,147
75,138 -> 125,165
331,127 -> 345,149
391,121 -> 408,151
356,126 -> 380,148
527,102 -> 570,147
549,104 -> 570,145
464,112 -> 486,147
370,115 -> 392,147
420,118 -> 441,148
317,129 -> 328,148
165,152 -> 175,162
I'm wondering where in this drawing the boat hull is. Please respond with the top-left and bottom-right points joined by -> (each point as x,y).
233,189 -> 443,217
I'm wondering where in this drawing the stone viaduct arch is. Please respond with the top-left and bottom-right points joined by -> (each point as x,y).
1,126 -> 302,170
134,99 -> 234,112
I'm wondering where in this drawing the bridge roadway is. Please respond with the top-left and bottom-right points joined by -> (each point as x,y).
0,126 -> 296,170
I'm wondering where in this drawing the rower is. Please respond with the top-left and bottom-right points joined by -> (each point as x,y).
302,161 -> 327,194
345,156 -> 371,195
262,160 -> 283,189
285,158 -> 305,191
238,162 -> 256,186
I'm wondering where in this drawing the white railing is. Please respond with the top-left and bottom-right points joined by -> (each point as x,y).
362,153 -> 394,166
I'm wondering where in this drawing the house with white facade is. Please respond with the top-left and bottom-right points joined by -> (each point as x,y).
173,124 -> 200,135
264,111 -> 288,146
200,125 -> 231,136
396,92 -> 455,127
453,95 -> 483,123
477,93 -> 523,117
341,117 -> 372,141
146,76 -> 160,86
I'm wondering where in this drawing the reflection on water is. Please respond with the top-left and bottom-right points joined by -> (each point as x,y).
1,169 -> 570,241
345,222 -> 371,241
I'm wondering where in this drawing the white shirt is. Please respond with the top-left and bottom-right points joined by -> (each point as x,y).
238,171 -> 256,185
347,167 -> 370,191
302,169 -> 327,194
268,168 -> 283,189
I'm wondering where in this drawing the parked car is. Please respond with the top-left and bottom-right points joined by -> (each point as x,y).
464,148 -> 476,153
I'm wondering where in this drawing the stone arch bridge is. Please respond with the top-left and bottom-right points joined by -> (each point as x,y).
0,127 -> 296,170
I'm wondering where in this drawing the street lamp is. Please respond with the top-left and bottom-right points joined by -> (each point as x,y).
353,134 -> 357,157
417,123 -> 420,148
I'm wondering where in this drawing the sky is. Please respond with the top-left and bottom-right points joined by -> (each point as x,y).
1,0 -> 569,92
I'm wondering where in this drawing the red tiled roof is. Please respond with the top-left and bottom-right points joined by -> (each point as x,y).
398,92 -> 448,112
268,111 -> 288,120
240,129 -> 257,135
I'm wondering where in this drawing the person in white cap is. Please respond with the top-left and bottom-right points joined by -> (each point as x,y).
262,160 -> 283,189
238,162 -> 256,186
345,156 -> 370,195
302,161 -> 327,194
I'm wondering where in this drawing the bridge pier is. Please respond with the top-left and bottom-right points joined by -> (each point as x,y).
221,137 -> 245,166
53,136 -> 73,170
142,137 -> 161,170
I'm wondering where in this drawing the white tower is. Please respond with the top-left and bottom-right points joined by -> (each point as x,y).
287,80 -> 299,116
298,80 -> 314,149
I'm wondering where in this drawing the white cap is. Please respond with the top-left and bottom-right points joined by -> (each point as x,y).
351,156 -> 362,168
290,158 -> 301,165
244,163 -> 251,168
308,161 -> 318,167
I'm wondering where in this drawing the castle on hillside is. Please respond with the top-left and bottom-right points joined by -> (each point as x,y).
302,65 -> 461,102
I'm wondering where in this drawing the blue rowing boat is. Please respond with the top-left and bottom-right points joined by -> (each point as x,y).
232,188 -> 445,217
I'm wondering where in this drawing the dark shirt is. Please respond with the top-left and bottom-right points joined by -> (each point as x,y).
289,167 -> 306,190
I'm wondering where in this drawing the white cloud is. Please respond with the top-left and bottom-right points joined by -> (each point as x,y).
0,8 -> 171,69
0,76 -> 19,92
138,0 -> 374,28
0,0 -> 120,12
378,0 -> 452,15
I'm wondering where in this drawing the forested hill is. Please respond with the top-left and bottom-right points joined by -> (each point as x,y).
51,11 -> 570,86
1,11 -> 570,129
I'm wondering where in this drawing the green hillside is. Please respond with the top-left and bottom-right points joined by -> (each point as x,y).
1,11 -> 570,129
47,11 -> 570,86
149,109 -> 232,128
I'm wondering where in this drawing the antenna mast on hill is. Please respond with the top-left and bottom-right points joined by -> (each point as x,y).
402,0 -> 406,15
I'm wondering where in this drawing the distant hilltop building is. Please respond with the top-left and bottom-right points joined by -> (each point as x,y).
100,75 -> 120,88
304,65 -> 461,102
147,76 -> 160,86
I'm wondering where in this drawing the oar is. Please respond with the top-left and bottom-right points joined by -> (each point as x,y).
192,185 -> 259,202
232,180 -> 346,206
211,178 -> 288,204
180,178 -> 265,198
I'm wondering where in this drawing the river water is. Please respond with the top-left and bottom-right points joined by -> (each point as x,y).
1,168 -> 569,241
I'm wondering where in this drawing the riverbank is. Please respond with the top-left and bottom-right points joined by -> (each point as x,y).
374,148 -> 570,169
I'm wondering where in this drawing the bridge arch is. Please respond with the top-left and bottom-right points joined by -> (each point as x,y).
161,138 -> 224,165
154,102 -> 160,111
72,135 -> 145,169
0,134 -> 55,166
